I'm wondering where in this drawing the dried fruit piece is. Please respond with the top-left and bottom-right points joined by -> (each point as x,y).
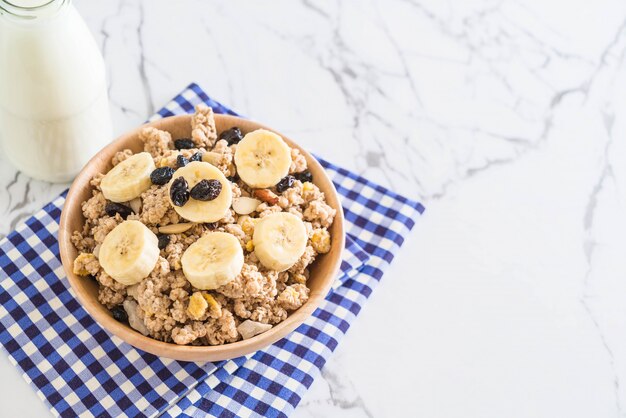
311,228 -> 331,253
150,166 -> 175,185
295,171 -> 312,183
203,293 -> 222,317
206,222 -> 219,230
190,179 -> 222,201
189,152 -> 203,162
174,138 -> 195,150
237,216 -> 259,236
73,253 -> 97,276
253,189 -> 279,205
177,154 -> 189,168
170,177 -> 190,207
157,234 -> 170,250
111,305 -> 128,323
245,240 -> 254,252
187,291 -> 208,320
156,157 -> 170,168
219,127 -> 243,145
293,273 -> 307,284
275,175 -> 295,193
105,202 -> 133,219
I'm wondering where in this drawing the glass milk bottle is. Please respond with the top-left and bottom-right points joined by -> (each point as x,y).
0,0 -> 112,182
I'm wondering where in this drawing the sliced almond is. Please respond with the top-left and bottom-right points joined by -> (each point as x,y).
126,283 -> 139,299
253,189 -> 279,205
123,300 -> 149,336
232,197 -> 261,215
93,244 -> 101,259
158,222 -> 196,234
237,320 -> 272,340
129,197 -> 142,214
202,151 -> 223,166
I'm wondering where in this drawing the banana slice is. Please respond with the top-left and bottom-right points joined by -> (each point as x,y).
99,220 -> 160,286
253,212 -> 307,271
101,152 -> 155,203
234,129 -> 291,188
168,161 -> 232,223
181,232 -> 244,290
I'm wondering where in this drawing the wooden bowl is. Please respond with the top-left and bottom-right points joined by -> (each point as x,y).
58,114 -> 344,362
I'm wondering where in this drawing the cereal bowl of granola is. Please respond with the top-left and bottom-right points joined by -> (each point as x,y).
58,105 -> 344,361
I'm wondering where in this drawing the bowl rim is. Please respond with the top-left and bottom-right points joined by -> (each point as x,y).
58,114 -> 345,361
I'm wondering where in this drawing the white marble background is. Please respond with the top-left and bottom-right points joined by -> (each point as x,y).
1,0 -> 626,416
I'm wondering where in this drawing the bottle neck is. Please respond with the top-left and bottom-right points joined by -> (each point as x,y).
0,0 -> 69,21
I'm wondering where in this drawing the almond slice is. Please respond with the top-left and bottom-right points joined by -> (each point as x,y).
237,320 -> 273,340
129,197 -> 142,214
93,244 -> 101,259
158,222 -> 196,234
202,151 -> 222,166
232,197 -> 261,215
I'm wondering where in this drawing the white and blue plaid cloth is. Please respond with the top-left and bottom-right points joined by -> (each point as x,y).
0,84 -> 424,417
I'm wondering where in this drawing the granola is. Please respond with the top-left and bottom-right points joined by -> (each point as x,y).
72,105 -> 336,345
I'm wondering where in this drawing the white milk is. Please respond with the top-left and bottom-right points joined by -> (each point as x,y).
0,0 -> 112,182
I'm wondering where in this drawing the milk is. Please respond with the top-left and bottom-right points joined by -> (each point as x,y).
0,0 -> 112,182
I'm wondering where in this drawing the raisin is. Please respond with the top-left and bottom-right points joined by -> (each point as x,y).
177,154 -> 189,168
170,177 -> 190,206
157,234 -> 170,250
150,166 -> 175,185
275,175 -> 295,193
105,202 -> 133,219
174,138 -> 195,150
295,171 -> 312,183
219,127 -> 243,145
189,151 -> 203,162
111,305 -> 128,323
190,179 -> 222,201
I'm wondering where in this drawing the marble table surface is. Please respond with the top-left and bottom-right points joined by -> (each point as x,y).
2,0 -> 626,416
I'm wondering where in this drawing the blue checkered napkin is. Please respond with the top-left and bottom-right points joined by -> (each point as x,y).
155,85 -> 425,417
0,83 -> 423,418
